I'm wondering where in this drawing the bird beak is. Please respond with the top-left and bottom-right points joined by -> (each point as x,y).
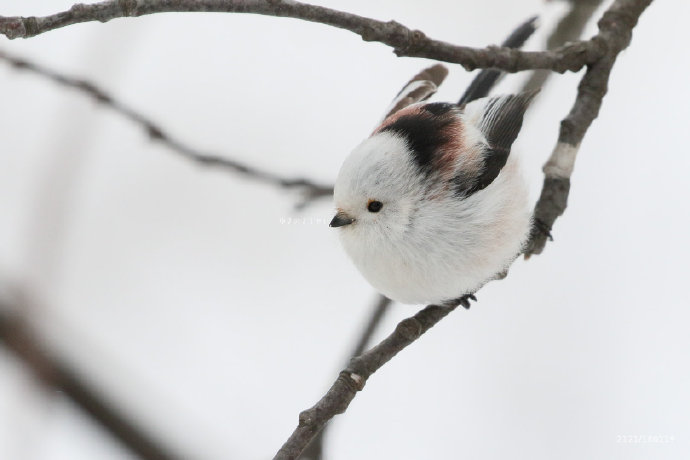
329,211 -> 354,228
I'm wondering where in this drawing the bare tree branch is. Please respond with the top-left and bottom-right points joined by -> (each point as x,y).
0,0 -> 603,74
525,0 -> 652,255
275,303 -> 458,460
275,1 -> 654,458
0,48 -> 333,207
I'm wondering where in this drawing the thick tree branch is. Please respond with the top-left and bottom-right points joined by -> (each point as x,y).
276,1 -> 654,458
0,0 -> 603,74
0,48 -> 333,207
525,0 -> 652,255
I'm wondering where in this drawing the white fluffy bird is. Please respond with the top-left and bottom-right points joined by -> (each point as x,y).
330,65 -> 535,306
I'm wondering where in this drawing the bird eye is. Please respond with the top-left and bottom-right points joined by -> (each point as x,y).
367,200 -> 383,213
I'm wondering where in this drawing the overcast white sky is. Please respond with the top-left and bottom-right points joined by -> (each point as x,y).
1,1 -> 689,459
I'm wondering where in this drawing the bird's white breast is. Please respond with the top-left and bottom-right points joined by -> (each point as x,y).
338,154 -> 530,305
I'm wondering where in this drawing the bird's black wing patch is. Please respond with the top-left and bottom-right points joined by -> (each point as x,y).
479,92 -> 537,152
454,91 -> 537,197
454,148 -> 509,197
380,112 -> 454,174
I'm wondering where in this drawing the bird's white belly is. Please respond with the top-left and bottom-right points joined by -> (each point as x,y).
342,234 -> 485,305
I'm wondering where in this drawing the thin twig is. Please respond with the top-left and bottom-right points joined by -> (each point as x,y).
0,48 -> 333,206
0,0 -> 604,73
275,1 -> 654,458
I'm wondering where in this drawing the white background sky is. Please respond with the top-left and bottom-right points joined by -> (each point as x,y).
1,1 -> 689,459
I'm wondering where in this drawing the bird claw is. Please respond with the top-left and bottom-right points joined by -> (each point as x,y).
445,293 -> 477,309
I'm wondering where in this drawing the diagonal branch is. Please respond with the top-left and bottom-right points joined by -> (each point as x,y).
0,0 -> 603,73
525,0 -> 652,255
275,303 -> 458,460
275,0 -> 654,458
0,48 -> 333,207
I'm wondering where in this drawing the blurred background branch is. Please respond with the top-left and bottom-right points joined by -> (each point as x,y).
0,48 -> 333,208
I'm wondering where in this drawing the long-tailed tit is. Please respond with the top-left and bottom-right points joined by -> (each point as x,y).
330,66 -> 536,306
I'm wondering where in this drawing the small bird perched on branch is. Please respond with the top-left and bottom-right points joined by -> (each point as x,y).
330,17 -> 538,307
330,85 -> 535,306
